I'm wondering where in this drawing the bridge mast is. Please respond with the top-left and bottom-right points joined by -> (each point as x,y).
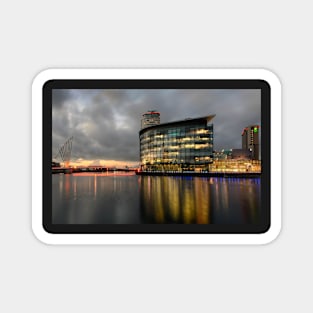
55,136 -> 73,168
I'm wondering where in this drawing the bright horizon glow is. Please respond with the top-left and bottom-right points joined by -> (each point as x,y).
67,159 -> 139,168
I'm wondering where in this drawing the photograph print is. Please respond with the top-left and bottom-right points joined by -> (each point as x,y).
51,87 -> 265,231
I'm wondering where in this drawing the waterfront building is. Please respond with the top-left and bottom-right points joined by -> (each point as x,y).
242,125 -> 260,160
210,159 -> 261,173
141,110 -> 161,129
211,148 -> 260,173
139,115 -> 215,172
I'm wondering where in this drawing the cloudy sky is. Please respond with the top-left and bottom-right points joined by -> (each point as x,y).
52,89 -> 261,167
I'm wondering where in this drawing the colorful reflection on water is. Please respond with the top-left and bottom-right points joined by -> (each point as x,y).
139,176 -> 260,224
52,173 -> 261,224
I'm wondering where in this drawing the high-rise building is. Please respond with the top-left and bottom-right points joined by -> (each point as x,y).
139,115 -> 215,172
141,110 -> 160,129
241,125 -> 260,160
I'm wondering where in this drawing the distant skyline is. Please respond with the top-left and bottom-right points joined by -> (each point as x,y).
52,89 -> 261,167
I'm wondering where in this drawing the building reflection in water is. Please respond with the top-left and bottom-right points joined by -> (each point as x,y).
140,176 -> 211,224
53,173 -> 261,225
140,176 -> 260,224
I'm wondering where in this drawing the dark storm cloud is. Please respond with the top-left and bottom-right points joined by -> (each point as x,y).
51,89 -> 74,110
52,89 -> 260,164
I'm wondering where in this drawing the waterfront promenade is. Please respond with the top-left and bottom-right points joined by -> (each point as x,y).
52,167 -> 261,178
136,171 -> 261,178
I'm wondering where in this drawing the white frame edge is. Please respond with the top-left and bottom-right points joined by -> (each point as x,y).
32,68 -> 281,245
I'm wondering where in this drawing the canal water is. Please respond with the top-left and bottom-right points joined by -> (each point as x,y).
52,172 -> 261,224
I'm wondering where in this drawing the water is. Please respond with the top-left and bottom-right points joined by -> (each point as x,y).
52,172 -> 261,224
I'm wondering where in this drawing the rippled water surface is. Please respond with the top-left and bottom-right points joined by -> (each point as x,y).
52,172 -> 261,224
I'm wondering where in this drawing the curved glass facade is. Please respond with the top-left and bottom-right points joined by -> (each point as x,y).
139,116 -> 215,172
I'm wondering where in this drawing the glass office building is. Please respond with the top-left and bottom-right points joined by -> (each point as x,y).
139,115 -> 215,172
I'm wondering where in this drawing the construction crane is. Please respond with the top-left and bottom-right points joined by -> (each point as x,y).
54,136 -> 73,168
